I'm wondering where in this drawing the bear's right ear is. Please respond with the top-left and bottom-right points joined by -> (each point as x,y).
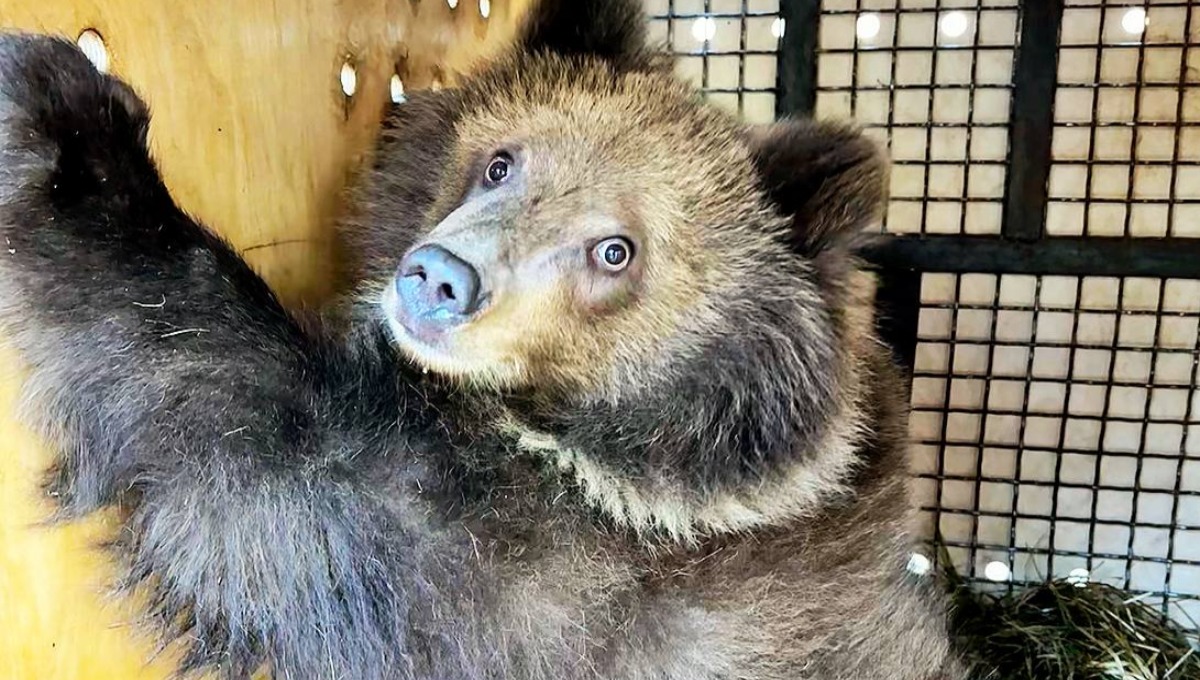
747,119 -> 888,258
518,0 -> 649,66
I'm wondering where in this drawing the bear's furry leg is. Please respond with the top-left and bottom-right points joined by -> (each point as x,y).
0,34 -> 463,679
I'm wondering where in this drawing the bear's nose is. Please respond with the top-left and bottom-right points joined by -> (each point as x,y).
397,245 -> 482,321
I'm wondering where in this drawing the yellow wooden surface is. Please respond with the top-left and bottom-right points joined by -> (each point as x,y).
0,1 -> 527,678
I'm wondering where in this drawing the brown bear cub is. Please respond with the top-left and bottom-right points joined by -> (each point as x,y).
0,0 -> 965,678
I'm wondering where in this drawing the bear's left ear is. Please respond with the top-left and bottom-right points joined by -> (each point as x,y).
519,0 -> 649,66
747,119 -> 888,258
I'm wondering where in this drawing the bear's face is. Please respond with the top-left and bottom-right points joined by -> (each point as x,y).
382,63 -> 796,398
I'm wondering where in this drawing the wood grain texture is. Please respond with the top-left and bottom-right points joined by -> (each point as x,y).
0,1 -> 529,677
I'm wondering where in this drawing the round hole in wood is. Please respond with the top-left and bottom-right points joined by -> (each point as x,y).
76,29 -> 108,73
340,61 -> 358,97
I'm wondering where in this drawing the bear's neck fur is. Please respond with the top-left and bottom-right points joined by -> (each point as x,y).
501,271 -> 879,543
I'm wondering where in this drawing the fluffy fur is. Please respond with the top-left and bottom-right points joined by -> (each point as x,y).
0,1 -> 965,678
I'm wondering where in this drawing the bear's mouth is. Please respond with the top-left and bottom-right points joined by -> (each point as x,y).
385,270 -> 494,339
383,280 -> 447,348
381,279 -> 509,380
379,276 -> 532,390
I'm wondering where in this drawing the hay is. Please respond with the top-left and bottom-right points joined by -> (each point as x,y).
941,554 -> 1200,679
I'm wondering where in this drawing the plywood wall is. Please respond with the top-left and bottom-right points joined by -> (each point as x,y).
0,1 -> 528,677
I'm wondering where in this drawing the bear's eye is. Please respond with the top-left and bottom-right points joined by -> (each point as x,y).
593,237 -> 634,273
484,153 -> 513,187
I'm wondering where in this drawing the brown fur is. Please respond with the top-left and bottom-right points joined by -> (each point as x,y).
0,1 -> 967,676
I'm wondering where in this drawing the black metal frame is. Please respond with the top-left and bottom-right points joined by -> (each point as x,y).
774,0 -> 1200,624
779,0 -> 1200,280
786,0 -> 1200,267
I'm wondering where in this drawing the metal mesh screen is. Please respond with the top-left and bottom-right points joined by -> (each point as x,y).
645,0 -> 782,122
912,273 -> 1200,627
1049,1 -> 1200,237
815,1 -> 1019,235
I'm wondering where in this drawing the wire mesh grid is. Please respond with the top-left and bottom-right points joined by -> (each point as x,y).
814,0 -> 1020,235
1048,1 -> 1200,237
644,0 -> 782,122
911,272 -> 1200,628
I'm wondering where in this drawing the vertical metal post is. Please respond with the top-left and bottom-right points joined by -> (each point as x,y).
776,0 -> 820,118
1001,0 -> 1065,241
874,266 -> 923,374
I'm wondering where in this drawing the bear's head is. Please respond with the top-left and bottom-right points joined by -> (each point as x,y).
355,0 -> 889,540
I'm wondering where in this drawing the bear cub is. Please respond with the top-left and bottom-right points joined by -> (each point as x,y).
0,1 -> 964,678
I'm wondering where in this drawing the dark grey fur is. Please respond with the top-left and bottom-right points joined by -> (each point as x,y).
0,2 -> 965,678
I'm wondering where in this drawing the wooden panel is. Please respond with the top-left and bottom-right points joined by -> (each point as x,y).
0,1 -> 528,677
